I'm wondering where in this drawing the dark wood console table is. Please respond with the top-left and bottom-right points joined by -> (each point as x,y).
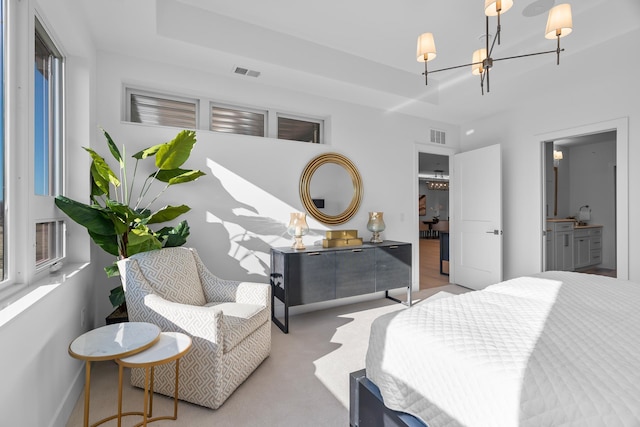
270,240 -> 412,333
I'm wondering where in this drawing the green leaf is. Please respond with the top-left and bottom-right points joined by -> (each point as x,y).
126,229 -> 162,256
88,230 -> 120,256
101,128 -> 123,167
152,168 -> 205,184
132,143 -> 164,160
157,220 -> 190,248
108,284 -> 125,307
169,170 -> 206,185
105,199 -> 149,221
83,147 -> 121,187
155,130 -> 197,170
147,205 -> 190,224
90,162 -> 110,196
55,196 -> 117,236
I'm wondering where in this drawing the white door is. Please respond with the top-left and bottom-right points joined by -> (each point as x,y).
453,144 -> 502,289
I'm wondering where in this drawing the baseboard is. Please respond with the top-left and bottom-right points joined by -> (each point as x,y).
49,362 -> 85,427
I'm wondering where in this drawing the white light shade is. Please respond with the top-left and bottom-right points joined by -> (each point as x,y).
472,49 -> 487,75
485,0 -> 513,16
416,33 -> 437,62
545,4 -> 573,39
553,150 -> 563,160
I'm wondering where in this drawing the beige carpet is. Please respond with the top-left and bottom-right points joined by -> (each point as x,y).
65,285 -> 469,427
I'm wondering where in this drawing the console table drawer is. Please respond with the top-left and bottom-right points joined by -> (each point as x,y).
375,244 -> 412,292
336,248 -> 375,298
287,251 -> 336,306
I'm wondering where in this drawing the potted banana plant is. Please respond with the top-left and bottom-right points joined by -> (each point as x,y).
55,128 -> 205,319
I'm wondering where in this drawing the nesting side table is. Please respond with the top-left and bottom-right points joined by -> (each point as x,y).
116,332 -> 192,427
68,322 -> 161,427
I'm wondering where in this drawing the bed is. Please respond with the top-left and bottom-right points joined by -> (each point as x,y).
352,271 -> 640,427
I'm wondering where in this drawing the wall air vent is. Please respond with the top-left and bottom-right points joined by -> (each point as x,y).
430,129 -> 446,144
233,66 -> 261,78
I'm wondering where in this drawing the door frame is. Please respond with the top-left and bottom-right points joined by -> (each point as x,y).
537,117 -> 629,280
414,142 -> 457,289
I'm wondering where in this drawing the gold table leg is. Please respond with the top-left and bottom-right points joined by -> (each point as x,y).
83,361 -> 91,427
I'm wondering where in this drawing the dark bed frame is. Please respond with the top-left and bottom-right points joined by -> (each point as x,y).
349,369 -> 428,427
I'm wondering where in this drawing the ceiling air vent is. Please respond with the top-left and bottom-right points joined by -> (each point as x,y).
430,129 -> 446,145
233,66 -> 261,78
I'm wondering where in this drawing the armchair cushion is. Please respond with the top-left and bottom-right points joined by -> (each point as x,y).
205,301 -> 270,352
130,246 -> 206,306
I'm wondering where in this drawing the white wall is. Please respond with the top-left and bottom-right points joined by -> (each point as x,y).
459,27 -> 640,280
555,147 -> 571,218
91,51 -> 460,321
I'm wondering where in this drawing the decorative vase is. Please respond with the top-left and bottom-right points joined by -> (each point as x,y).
287,212 -> 309,250
367,212 -> 386,243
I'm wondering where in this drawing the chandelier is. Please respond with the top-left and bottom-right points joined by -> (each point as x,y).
416,1 -> 573,94
426,170 -> 449,191
427,181 -> 449,191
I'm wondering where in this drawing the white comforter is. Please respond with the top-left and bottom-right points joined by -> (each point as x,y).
366,271 -> 640,427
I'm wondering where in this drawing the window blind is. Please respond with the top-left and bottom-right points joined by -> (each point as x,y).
130,93 -> 197,128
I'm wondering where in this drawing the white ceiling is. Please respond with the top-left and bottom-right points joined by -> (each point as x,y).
75,0 -> 639,125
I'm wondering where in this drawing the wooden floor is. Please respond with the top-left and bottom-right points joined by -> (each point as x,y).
419,238 -> 451,289
575,266 -> 617,278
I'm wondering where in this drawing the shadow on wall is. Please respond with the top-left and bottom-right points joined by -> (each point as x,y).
201,158 -> 327,283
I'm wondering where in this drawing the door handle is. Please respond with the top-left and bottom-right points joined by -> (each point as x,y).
486,230 -> 502,235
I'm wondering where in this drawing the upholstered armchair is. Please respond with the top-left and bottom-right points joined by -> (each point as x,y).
117,247 -> 271,409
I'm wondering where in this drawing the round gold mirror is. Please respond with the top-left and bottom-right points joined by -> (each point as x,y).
300,152 -> 363,225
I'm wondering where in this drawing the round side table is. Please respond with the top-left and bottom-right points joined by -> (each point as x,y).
117,332 -> 192,427
69,322 -> 161,427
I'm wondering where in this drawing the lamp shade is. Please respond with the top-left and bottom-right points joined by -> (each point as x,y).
287,212 -> 309,237
416,33 -> 437,62
484,0 -> 513,16
472,48 -> 487,75
553,150 -> 564,160
545,3 -> 573,39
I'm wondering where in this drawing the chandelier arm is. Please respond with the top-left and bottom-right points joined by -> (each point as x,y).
424,61 -> 428,85
489,23 -> 500,58
492,49 -> 563,63
428,61 -> 484,74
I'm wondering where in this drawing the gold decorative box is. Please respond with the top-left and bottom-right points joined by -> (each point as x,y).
322,238 -> 363,248
325,230 -> 359,240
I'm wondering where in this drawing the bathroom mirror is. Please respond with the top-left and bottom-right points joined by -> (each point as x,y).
299,152 -> 363,225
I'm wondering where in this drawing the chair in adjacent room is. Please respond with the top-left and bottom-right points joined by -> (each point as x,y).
118,247 -> 271,409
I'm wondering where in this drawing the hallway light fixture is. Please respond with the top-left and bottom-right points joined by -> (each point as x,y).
427,181 -> 449,191
416,1 -> 573,94
427,169 -> 449,191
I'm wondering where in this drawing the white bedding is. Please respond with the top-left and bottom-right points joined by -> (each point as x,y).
366,271 -> 640,427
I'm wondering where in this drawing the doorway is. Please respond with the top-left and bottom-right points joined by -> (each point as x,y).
418,152 -> 451,289
540,118 -> 629,280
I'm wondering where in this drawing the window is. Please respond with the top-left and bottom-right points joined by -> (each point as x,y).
33,19 -> 64,269
34,19 -> 62,196
278,115 -> 322,144
210,103 -> 266,137
127,89 -> 197,129
35,221 -> 64,267
124,87 -> 326,143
